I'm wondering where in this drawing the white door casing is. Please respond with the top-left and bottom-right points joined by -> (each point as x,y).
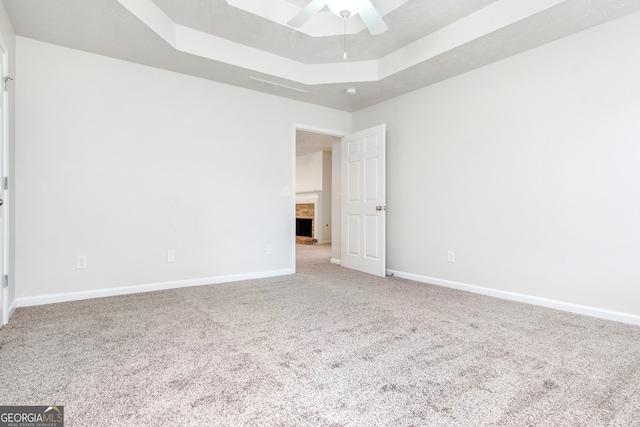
0,59 -> 6,327
341,124 -> 386,277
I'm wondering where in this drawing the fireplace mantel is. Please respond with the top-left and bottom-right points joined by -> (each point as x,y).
296,191 -> 320,201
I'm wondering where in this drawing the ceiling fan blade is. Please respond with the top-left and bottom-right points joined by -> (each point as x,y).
287,0 -> 328,28
358,0 -> 388,35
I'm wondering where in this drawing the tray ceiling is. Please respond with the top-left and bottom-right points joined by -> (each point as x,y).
4,0 -> 640,111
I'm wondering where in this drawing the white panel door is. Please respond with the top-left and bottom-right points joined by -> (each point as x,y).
341,124 -> 386,277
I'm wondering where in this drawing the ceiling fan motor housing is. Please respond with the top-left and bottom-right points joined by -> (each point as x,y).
327,0 -> 366,17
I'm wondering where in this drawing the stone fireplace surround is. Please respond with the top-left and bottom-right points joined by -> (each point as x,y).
295,203 -> 317,245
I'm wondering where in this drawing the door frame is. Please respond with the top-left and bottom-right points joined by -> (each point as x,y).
0,33 -> 9,327
291,123 -> 347,273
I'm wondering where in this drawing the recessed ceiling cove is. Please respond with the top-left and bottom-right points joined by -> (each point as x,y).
117,0 -> 575,85
6,0 -> 640,112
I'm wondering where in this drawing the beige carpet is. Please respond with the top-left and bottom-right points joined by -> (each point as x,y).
1,244 -> 639,426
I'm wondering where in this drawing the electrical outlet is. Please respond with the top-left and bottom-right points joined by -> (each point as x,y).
77,255 -> 87,269
266,245 -> 273,255
447,251 -> 455,263
167,250 -> 176,263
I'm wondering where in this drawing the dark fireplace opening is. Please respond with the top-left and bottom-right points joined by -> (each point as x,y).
296,218 -> 313,237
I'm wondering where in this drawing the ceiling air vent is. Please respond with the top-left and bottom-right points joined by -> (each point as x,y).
249,77 -> 308,94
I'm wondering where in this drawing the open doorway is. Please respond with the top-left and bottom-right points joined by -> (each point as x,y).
293,123 -> 387,277
294,126 -> 344,270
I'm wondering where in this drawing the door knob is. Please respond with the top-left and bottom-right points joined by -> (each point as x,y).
0,199 -> 3,206
376,205 -> 385,211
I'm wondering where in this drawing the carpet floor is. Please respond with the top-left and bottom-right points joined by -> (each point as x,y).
1,244 -> 639,426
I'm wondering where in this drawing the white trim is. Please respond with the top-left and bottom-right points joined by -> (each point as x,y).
0,33 -> 8,327
293,123 -> 348,139
16,269 -> 293,308
387,269 -> 640,326
330,258 -> 341,265
7,297 -> 16,318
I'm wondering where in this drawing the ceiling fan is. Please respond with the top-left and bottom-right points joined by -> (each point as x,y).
288,0 -> 389,36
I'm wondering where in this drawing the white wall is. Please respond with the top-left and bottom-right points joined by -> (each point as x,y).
352,11 -> 640,320
296,151 -> 323,192
15,37 -> 350,303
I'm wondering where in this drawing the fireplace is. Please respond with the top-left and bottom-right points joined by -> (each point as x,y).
295,202 -> 317,244
296,218 -> 313,237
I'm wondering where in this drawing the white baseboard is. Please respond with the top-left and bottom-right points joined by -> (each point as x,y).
387,269 -> 640,326
17,268 -> 294,308
330,258 -> 341,265
2,296 -> 17,325
8,298 -> 17,318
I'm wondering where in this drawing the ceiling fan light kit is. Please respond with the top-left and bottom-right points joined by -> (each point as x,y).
326,0 -> 366,18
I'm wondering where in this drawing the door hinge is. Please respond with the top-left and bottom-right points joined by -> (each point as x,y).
2,177 -> 7,190
2,275 -> 7,288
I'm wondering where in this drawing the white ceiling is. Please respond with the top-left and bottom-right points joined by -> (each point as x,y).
296,130 -> 338,157
4,0 -> 640,112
